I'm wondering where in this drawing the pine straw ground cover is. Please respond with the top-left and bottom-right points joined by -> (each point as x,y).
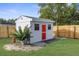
1,38 -> 79,56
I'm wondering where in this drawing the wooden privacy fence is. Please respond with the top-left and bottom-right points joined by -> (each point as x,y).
53,25 -> 79,39
0,24 -> 15,38
1,24 -> 79,39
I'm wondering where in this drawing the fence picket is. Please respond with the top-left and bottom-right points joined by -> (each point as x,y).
0,24 -> 15,38
54,25 -> 79,39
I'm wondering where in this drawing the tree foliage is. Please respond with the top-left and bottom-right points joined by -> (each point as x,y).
0,18 -> 15,25
38,3 -> 78,25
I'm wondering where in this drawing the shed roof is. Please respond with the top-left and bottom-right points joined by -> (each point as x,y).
17,15 -> 55,23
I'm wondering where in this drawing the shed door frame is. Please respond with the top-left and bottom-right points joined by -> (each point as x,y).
42,24 -> 46,41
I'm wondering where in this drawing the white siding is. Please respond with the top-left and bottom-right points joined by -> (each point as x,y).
16,21 -> 30,31
46,23 -> 54,40
30,21 -> 42,43
30,21 -> 54,43
15,16 -> 32,31
16,16 -> 32,23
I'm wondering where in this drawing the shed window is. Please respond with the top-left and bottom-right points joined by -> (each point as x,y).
48,24 -> 51,30
34,24 -> 39,30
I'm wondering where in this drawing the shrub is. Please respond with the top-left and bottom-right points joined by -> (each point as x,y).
12,26 -> 31,45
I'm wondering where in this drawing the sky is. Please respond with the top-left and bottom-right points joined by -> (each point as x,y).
0,3 -> 40,20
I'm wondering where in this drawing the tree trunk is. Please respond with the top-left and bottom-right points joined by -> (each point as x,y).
12,37 -> 16,43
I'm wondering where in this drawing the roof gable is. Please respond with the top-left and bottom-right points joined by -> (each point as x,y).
15,15 -> 32,23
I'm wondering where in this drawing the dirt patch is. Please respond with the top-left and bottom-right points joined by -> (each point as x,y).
3,43 -> 42,51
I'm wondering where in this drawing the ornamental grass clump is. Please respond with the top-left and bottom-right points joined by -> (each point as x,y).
12,26 -> 31,45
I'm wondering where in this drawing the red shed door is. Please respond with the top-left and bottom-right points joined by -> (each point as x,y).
42,24 -> 46,41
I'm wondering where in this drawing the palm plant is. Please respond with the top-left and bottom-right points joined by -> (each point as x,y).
12,26 -> 31,45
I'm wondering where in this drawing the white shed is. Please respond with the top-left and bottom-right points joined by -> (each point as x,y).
15,15 -> 55,44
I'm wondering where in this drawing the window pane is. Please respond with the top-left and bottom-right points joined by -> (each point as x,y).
48,24 -> 51,30
34,24 -> 39,30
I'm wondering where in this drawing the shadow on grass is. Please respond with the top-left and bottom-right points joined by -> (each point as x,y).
45,37 -> 60,44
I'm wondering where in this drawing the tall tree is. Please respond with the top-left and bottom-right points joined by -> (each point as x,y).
38,3 -> 77,25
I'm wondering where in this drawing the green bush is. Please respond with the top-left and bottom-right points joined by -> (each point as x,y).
12,26 -> 31,44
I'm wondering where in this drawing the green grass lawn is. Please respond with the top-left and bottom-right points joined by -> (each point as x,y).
1,38 -> 79,56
